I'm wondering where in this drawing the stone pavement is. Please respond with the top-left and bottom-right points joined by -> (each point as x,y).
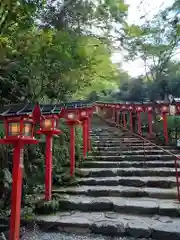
34,116 -> 180,240
21,231 -> 153,240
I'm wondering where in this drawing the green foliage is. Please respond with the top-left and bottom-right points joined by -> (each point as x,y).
35,199 -> 60,214
0,0 -> 127,216
122,0 -> 180,100
40,0 -> 128,35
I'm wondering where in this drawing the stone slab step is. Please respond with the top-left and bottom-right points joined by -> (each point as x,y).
82,160 -> 175,168
93,140 -> 147,144
92,137 -> 144,141
86,155 -> 178,161
91,134 -> 134,138
34,211 -> 180,239
56,195 -> 180,217
53,185 -> 177,199
96,150 -> 179,156
78,167 -> 178,177
74,176 -> 177,188
95,146 -> 176,150
94,142 -> 153,146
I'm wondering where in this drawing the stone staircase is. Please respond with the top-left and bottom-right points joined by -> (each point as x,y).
35,117 -> 180,240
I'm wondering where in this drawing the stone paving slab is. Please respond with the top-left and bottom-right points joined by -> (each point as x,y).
82,161 -> 175,168
93,138 -> 145,141
96,150 -> 179,155
34,211 -> 180,240
93,140 -> 147,144
74,176 -> 177,188
86,155 -> 178,161
55,195 -> 180,217
22,231 -> 152,240
78,167 -> 177,177
92,141 -> 152,147
53,185 -> 177,199
94,146 -> 176,150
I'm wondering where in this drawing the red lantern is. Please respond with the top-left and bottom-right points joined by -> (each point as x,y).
79,107 -> 91,158
161,105 -> 169,113
128,105 -> 134,132
156,100 -> 169,144
37,104 -> 62,201
120,104 -> 127,129
143,102 -> 153,136
129,106 -> 133,111
62,105 -> 81,176
176,105 -> 180,115
173,98 -> 180,115
110,104 -> 116,123
135,104 -> 144,135
0,103 -> 41,240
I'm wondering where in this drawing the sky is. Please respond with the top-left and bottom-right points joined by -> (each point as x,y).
111,0 -> 175,77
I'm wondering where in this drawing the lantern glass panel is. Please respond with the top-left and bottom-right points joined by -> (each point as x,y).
68,112 -> 76,120
8,122 -> 20,136
81,111 -> 87,117
42,119 -> 53,130
162,106 -> 168,112
23,122 -> 33,136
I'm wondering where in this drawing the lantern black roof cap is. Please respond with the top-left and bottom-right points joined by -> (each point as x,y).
64,100 -> 92,109
173,98 -> 180,103
143,101 -> 153,104
0,102 -> 39,117
40,104 -> 63,115
155,100 -> 169,104
132,101 -> 142,104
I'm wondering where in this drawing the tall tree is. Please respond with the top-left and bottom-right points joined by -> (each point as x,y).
40,0 -> 128,38
123,1 -> 180,100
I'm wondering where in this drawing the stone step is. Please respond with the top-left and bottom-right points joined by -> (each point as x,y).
82,160 -> 175,168
96,150 -> 179,156
94,145 -> 176,150
78,167 -> 178,177
56,195 -> 180,217
93,140 -> 147,144
34,210 -> 180,239
74,176 -> 177,188
86,155 -> 178,161
53,185 -> 177,199
94,142 -> 153,146
92,137 -> 143,141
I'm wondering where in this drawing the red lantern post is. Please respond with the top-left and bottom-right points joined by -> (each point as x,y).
112,104 -> 116,123
80,109 -> 88,158
63,104 -> 81,176
96,102 -> 103,117
37,104 -> 63,201
136,105 -> 143,135
128,105 -> 134,132
106,104 -> 112,121
79,103 -> 93,158
162,105 -> 169,145
115,104 -> 121,126
0,103 -> 41,240
156,101 -> 169,145
121,105 -> 127,129
87,107 -> 93,152
143,102 -> 153,136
